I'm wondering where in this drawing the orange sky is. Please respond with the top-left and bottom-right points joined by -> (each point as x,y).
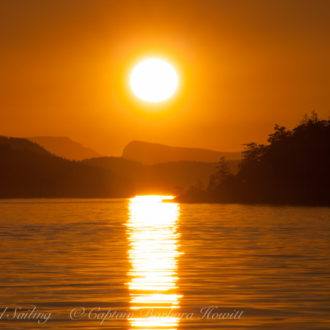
1,0 -> 329,155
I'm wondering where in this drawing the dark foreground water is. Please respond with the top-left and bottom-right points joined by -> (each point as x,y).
0,197 -> 329,329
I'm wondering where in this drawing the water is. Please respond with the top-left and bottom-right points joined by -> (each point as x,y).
0,197 -> 329,329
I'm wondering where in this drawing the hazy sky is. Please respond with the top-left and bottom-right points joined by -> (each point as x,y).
1,0 -> 329,155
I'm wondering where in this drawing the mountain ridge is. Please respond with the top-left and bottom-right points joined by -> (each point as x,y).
0,136 -> 239,197
28,136 -> 101,161
122,140 -> 242,165
0,136 -> 132,198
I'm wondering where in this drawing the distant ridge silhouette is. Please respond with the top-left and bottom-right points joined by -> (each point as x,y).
123,140 -> 241,165
28,136 -> 101,161
0,136 -> 239,197
83,157 -> 239,194
0,136 -> 132,198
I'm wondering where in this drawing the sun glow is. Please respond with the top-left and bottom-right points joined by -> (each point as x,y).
130,58 -> 179,103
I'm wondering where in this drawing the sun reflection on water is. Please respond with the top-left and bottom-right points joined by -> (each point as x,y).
127,195 -> 182,330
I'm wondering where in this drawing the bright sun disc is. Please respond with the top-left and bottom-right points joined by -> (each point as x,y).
130,58 -> 179,103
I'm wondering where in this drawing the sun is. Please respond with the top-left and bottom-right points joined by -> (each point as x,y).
129,58 -> 179,103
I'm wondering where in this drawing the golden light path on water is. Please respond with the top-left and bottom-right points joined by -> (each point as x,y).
127,195 -> 182,330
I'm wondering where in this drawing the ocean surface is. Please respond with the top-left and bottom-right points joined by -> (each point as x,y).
0,197 -> 329,329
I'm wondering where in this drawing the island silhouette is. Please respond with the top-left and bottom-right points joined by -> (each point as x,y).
0,136 -> 239,198
178,113 -> 330,206
1,113 -> 329,205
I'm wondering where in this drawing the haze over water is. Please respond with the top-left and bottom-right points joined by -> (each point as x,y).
0,198 -> 329,329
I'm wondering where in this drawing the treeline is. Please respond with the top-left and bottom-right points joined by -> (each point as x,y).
179,113 -> 330,205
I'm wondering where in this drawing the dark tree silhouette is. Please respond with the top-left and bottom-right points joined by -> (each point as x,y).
208,157 -> 232,191
179,113 -> 330,205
